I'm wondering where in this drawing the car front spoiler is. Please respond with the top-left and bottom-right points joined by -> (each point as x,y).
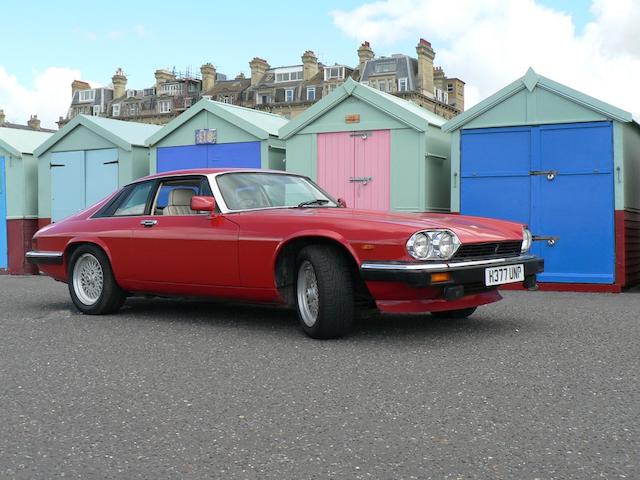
360,254 -> 544,291
25,250 -> 64,265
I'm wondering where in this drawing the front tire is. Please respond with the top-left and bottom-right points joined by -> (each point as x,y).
295,245 -> 354,339
68,245 -> 125,315
431,307 -> 477,319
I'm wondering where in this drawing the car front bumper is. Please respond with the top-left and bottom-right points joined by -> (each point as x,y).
360,254 -> 544,299
25,250 -> 64,265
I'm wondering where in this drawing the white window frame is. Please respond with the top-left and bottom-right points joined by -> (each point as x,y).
306,87 -> 316,101
158,100 -> 172,113
398,78 -> 408,92
285,89 -> 295,102
112,104 -> 121,116
78,90 -> 96,102
126,90 -> 135,98
92,105 -> 101,116
324,66 -> 344,81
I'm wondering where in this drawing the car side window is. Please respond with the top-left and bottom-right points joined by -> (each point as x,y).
112,181 -> 155,216
151,177 -> 214,216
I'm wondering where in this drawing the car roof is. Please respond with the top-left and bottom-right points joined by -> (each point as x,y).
135,168 -> 303,182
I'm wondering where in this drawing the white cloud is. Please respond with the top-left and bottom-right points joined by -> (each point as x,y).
0,67 -> 86,129
331,0 -> 640,117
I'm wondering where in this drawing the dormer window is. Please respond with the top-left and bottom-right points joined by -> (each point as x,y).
78,90 -> 96,102
324,66 -> 344,81
112,104 -> 121,117
275,70 -> 303,82
374,61 -> 396,73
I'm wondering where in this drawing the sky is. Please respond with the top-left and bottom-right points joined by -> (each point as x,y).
0,0 -> 638,128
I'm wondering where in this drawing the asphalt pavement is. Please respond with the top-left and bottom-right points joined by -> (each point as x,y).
0,275 -> 638,479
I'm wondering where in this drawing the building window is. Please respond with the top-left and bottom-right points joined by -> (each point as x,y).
374,61 -> 396,73
447,83 -> 454,92
285,89 -> 295,102
126,90 -> 135,98
256,94 -> 271,105
160,83 -> 183,95
398,78 -> 408,92
387,79 -> 394,92
112,104 -> 120,117
78,90 -> 96,102
128,103 -> 140,116
325,66 -> 344,80
306,87 -> 316,101
158,100 -> 172,113
219,95 -> 232,104
275,70 -> 303,82
144,87 -> 156,96
184,97 -> 193,108
202,95 -> 212,101
92,105 -> 101,116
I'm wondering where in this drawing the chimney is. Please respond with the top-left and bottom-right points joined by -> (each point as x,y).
301,50 -> 319,81
416,38 -> 435,98
71,80 -> 91,98
112,68 -> 127,99
27,115 -> 41,130
249,57 -> 269,86
154,69 -> 176,91
0,109 -> 5,124
235,72 -> 246,80
357,41 -> 375,76
200,63 -> 217,93
433,66 -> 445,90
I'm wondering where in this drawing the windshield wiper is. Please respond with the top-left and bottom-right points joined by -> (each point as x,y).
296,199 -> 330,208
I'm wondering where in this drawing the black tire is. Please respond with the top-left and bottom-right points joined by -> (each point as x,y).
67,244 -> 126,315
431,307 -> 477,319
295,245 -> 354,339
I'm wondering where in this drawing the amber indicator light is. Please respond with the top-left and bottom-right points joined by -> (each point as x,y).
431,272 -> 452,283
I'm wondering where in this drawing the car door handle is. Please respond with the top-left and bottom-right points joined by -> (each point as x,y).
140,220 -> 157,227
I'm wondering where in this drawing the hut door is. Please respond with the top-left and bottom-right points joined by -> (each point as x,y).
86,149 -> 119,207
317,130 -> 390,210
460,122 -> 614,284
51,151 -> 85,222
0,156 -> 7,269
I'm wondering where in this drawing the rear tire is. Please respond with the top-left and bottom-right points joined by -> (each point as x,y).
431,307 -> 477,319
295,245 -> 354,339
68,245 -> 125,315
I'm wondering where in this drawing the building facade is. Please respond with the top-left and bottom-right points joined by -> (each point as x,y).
58,38 -> 465,125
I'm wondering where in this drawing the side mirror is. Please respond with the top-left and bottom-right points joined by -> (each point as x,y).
191,195 -> 216,212
337,198 -> 347,208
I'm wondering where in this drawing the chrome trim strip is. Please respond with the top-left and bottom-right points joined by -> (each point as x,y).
26,251 -> 63,259
360,254 -> 536,272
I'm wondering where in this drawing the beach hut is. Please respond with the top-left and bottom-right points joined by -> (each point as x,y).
442,68 -> 640,291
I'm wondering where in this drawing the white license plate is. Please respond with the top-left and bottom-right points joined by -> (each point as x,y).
485,264 -> 525,286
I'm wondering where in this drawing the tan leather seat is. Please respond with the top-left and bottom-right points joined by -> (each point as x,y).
163,188 -> 195,216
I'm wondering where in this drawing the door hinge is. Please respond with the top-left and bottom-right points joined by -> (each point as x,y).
103,160 -> 119,165
349,131 -> 372,139
49,163 -> 65,168
349,176 -> 372,185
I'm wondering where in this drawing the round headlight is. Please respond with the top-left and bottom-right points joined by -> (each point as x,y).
522,227 -> 532,253
407,232 -> 433,260
435,231 -> 456,258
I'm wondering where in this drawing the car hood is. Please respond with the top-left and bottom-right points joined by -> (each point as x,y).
292,208 -> 524,243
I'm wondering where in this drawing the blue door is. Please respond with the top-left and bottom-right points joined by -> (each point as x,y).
0,156 -> 7,269
86,149 -> 119,207
156,141 -> 261,172
461,122 -> 614,284
52,151 -> 85,222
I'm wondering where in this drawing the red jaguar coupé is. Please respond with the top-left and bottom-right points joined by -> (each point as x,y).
28,169 -> 543,339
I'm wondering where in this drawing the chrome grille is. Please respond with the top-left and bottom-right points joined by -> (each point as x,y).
454,241 -> 522,260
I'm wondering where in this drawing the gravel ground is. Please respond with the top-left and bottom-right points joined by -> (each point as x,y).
0,275 -> 638,479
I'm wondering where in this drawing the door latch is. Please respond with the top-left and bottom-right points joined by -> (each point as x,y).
533,235 -> 559,246
530,170 -> 558,181
140,220 -> 157,227
349,176 -> 372,185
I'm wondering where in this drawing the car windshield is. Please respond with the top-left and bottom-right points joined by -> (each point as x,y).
216,172 -> 337,211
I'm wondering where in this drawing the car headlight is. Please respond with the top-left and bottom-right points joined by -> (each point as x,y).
522,227 -> 532,253
406,230 -> 460,260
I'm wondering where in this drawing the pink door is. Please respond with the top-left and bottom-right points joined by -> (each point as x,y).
317,130 -> 390,210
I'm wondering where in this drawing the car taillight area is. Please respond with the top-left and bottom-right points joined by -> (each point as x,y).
452,241 -> 523,260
